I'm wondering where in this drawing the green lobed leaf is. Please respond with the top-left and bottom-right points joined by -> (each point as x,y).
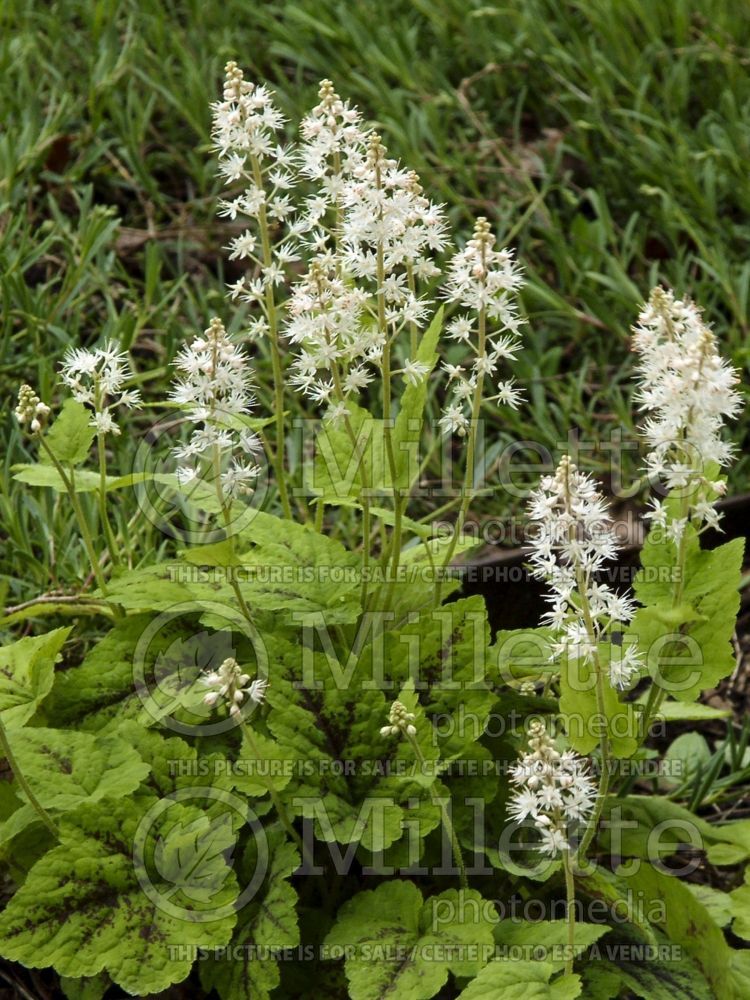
622,862 -> 734,998
455,960 -> 581,1000
660,731 -> 711,789
12,464 -> 172,494
59,972 -> 111,1000
577,864 -> 658,943
688,884 -> 733,929
597,795 -> 712,863
107,512 -> 363,624
632,529 -> 745,702
232,727 -> 298,797
153,809 -> 236,904
729,864 -> 750,941
597,794 -> 750,869
324,882 -> 495,1000
201,840 -> 301,1000
45,613 -> 227,732
0,796 -> 239,994
495,626 -> 557,683
41,398 -> 96,466
309,400 -> 384,499
259,635 -> 433,853
0,627 -> 71,727
582,937 -> 716,1000
0,727 -> 151,843
587,942 -> 715,1000
492,918 -> 610,970
559,644 -> 639,757
12,464 -> 102,492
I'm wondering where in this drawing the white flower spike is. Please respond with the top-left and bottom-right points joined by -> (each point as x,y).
508,719 -> 596,856
632,286 -> 743,531
439,217 -> 524,436
15,385 -> 51,435
170,316 -> 261,501
527,456 -> 643,689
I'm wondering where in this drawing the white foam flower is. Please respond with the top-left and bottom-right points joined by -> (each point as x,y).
59,341 -> 140,436
283,257 -> 368,397
226,231 -> 257,260
438,402 -> 470,437
609,644 -> 644,690
299,79 -> 366,180
171,317 -> 261,500
402,358 -> 430,386
296,79 -> 368,244
338,134 -> 449,350
527,456 -> 643,689
282,242 -> 443,419
496,379 -> 523,408
212,62 -> 299,332
632,286 -> 743,531
212,63 -> 286,160
202,657 -> 268,719
439,217 -> 525,435
508,720 -> 596,856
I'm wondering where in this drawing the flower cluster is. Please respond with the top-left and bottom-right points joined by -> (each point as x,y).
297,79 -> 367,237
202,657 -> 268,718
208,67 -> 529,435
15,385 -> 50,435
283,130 -> 449,418
209,67 -> 528,440
170,317 -> 261,500
632,286 -> 743,535
380,700 -> 417,739
341,134 -> 449,289
284,258 -> 370,417
59,342 -> 140,435
508,720 -> 596,856
440,217 -> 525,436
212,62 -> 298,337
527,456 -> 642,688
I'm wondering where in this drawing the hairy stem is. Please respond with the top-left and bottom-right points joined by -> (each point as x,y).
0,717 -> 57,837
562,849 -> 576,976
96,431 -> 121,568
38,436 -> 108,595
437,301 -> 486,602
241,721 -> 312,866
406,732 -> 468,889
640,491 -> 691,738
251,155 -> 292,520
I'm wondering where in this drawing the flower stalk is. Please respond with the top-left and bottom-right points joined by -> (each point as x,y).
0,717 -> 57,837
381,700 -> 468,889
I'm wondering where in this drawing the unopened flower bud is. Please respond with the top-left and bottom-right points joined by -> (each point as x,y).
15,385 -> 50,435
381,700 -> 417,740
